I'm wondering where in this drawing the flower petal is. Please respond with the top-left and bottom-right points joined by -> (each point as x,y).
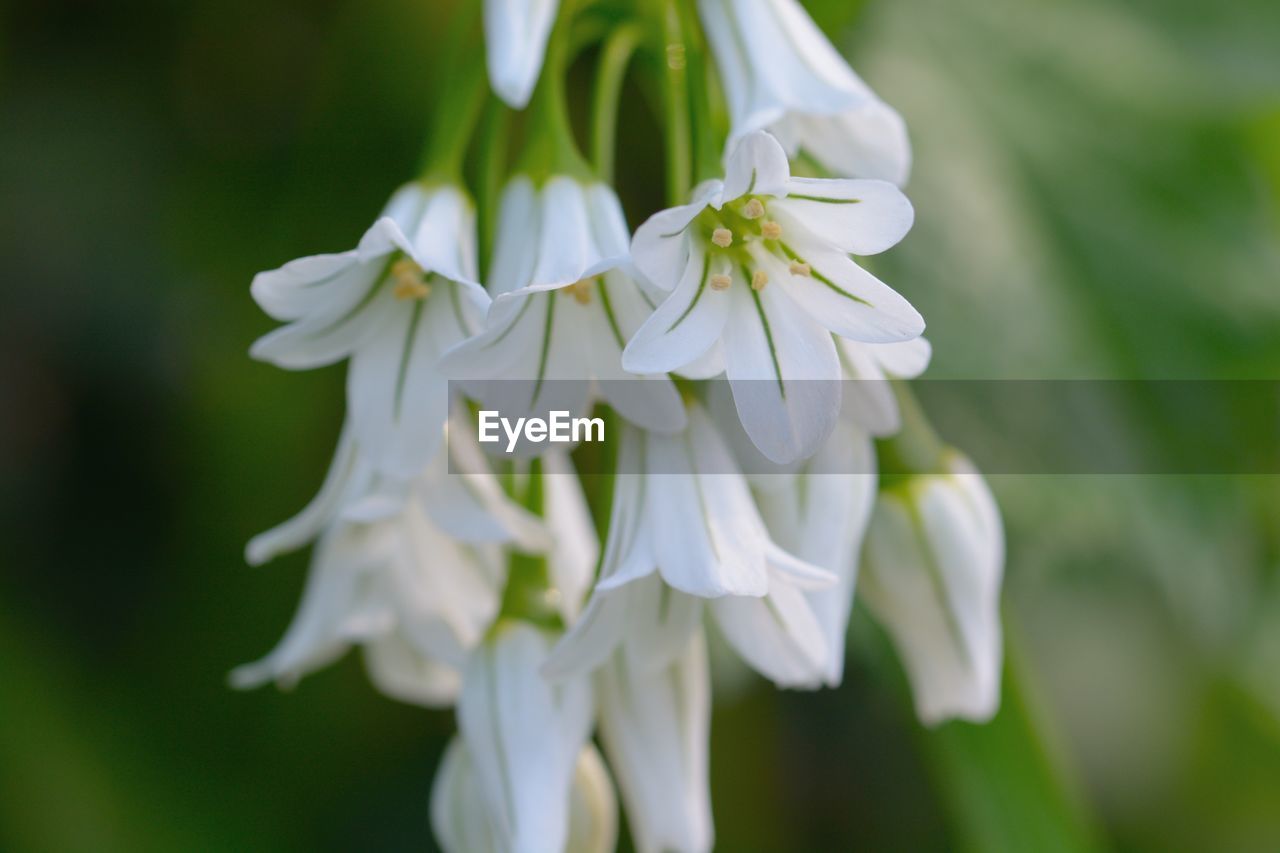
458,622 -> 594,851
722,130 -> 791,201
597,631 -> 714,853
774,177 -> 914,255
631,181 -> 723,290
709,570 -> 828,689
766,236 -> 924,343
622,244 -> 732,375
722,280 -> 842,464
245,421 -> 371,565
773,98 -> 912,185
483,0 -> 560,108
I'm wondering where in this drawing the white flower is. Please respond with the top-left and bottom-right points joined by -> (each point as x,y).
455,621 -> 596,853
624,131 -> 923,463
230,503 -> 508,707
432,738 -> 617,853
232,422 -> 550,705
595,630 -> 714,853
754,418 -> 878,686
544,409 -> 837,689
860,452 -> 1005,724
250,183 -> 487,480
698,0 -> 911,184
440,175 -> 685,435
484,0 -> 561,108
593,405 -> 835,598
244,405 -> 545,567
839,337 -> 932,436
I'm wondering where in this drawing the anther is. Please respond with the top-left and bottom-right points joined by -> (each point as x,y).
565,279 -> 593,304
761,220 -> 782,240
788,260 -> 811,277
743,198 -> 765,219
392,258 -> 430,300
711,228 -> 733,248
709,273 -> 732,291
752,270 -> 769,291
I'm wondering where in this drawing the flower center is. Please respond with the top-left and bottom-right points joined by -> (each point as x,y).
391,258 -> 431,301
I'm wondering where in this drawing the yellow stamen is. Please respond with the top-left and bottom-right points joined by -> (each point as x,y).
743,198 -> 765,219
392,259 -> 430,300
709,273 -> 732,291
752,270 -> 769,291
761,220 -> 782,240
711,228 -> 733,248
788,260 -> 811,277
666,44 -> 686,70
565,279 -> 594,304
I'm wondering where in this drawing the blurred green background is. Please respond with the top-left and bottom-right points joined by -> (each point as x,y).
2,0 -> 1279,850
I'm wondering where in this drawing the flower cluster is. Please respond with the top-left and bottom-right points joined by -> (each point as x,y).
238,1 -> 1005,850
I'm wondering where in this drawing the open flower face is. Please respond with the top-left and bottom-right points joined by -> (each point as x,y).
624,131 -> 924,463
250,183 -> 489,479
698,0 -> 911,184
440,176 -> 685,435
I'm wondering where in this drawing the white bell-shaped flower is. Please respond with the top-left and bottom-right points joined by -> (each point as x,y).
456,620 -> 595,853
483,0 -> 561,108
624,131 -> 923,463
250,183 -> 488,479
754,418 -> 878,686
230,500 -> 507,707
698,0 -> 911,184
245,405 -> 546,567
431,737 -> 617,853
544,409 -> 836,689
861,452 -> 1005,724
595,631 -> 714,853
441,175 -> 685,435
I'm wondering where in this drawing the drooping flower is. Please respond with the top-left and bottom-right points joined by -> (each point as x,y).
860,451 -> 1005,724
624,130 -> 923,463
595,630 -> 714,853
753,417 -> 878,686
483,0 -> 562,108
250,183 -> 488,479
454,620 -> 596,852
431,738 -> 617,853
440,175 -> 685,436
230,497 -> 511,707
233,418 -> 555,705
697,0 -> 911,184
544,408 -> 837,689
244,404 -> 544,567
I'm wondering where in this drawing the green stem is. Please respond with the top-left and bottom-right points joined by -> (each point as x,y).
515,0 -> 595,180
877,379 -> 947,482
474,97 -> 510,280
497,458 -> 562,629
654,0 -> 692,204
416,2 -> 486,181
591,23 -> 644,182
675,0 -> 722,184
